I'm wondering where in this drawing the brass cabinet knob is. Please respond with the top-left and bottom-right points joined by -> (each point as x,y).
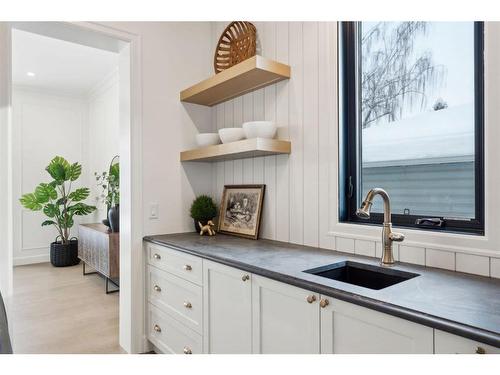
183,264 -> 192,271
183,346 -> 192,354
242,274 -> 250,282
153,285 -> 162,292
306,295 -> 317,304
153,253 -> 161,260
183,301 -> 192,309
153,324 -> 162,333
476,346 -> 486,354
319,298 -> 329,308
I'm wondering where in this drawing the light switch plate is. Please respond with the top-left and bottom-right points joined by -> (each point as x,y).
149,203 -> 159,220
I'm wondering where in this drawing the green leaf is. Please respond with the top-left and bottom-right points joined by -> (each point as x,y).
41,220 -> 56,227
61,216 -> 74,229
190,195 -> 217,221
68,187 -> 90,202
43,203 -> 60,218
34,183 -> 57,203
45,156 -> 70,182
109,163 -> 119,181
68,202 -> 96,216
19,193 -> 42,211
66,162 -> 82,181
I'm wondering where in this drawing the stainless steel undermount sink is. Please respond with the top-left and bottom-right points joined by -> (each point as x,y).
304,261 -> 419,290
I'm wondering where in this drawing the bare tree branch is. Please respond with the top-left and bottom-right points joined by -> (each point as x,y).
361,22 -> 445,128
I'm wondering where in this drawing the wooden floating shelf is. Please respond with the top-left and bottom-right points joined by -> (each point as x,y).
180,138 -> 291,162
180,55 -> 291,107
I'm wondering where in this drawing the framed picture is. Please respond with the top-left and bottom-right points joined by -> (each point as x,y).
218,184 -> 265,239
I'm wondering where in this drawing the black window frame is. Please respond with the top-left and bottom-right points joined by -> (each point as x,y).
339,21 -> 485,235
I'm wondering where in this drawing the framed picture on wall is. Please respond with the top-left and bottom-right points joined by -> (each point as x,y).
218,184 -> 265,240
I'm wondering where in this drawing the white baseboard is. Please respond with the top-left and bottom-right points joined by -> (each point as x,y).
13,253 -> 49,266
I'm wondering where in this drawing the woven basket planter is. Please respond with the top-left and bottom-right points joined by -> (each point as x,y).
214,21 -> 257,74
50,239 -> 80,267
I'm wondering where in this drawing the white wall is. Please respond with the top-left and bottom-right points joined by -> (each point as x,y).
12,48 -> 120,266
209,22 -> 500,278
96,22 -> 213,353
0,23 -> 13,301
100,22 -> 214,237
86,69 -> 120,222
12,87 -> 88,265
210,22 -> 336,249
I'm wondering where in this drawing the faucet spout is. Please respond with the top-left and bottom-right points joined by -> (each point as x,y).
355,188 -> 404,266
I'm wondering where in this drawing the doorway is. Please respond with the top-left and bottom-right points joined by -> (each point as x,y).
0,22 -> 143,352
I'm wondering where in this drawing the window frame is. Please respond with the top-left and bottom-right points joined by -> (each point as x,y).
339,21 -> 485,235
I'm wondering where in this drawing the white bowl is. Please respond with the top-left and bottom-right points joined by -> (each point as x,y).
242,121 -> 277,139
196,133 -> 220,147
218,128 -> 245,143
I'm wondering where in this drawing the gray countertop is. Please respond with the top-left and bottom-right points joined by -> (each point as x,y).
144,233 -> 500,347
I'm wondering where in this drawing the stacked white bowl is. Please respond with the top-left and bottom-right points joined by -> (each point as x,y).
197,121 -> 277,146
218,128 -> 246,144
196,133 -> 220,147
242,121 -> 277,139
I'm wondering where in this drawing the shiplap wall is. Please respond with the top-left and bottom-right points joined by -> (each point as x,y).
210,22 -> 336,249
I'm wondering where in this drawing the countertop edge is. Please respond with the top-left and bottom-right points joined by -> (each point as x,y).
143,236 -> 500,348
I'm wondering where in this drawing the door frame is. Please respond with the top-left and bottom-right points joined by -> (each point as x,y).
2,21 -> 146,353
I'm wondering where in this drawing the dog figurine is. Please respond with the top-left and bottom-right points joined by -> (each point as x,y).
199,220 -> 216,236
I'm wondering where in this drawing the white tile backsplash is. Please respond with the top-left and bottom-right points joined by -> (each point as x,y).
399,245 -> 426,266
331,235 -> 499,278
335,237 -> 355,254
425,248 -> 455,271
491,258 -> 500,279
456,253 -> 490,277
355,240 -> 376,257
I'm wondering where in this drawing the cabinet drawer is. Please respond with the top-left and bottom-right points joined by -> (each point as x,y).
147,243 -> 202,285
434,330 -> 500,354
148,304 -> 202,354
147,265 -> 203,334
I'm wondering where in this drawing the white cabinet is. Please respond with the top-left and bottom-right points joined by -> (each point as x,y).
203,260 -> 252,353
148,304 -> 202,354
434,330 -> 500,354
147,265 -> 203,334
252,275 -> 320,354
320,296 -> 433,354
147,243 -> 203,285
145,242 -> 498,355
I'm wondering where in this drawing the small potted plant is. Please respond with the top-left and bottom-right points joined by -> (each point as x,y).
190,195 -> 217,232
95,156 -> 120,232
19,156 -> 96,267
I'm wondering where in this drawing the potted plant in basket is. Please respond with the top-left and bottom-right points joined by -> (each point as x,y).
95,156 -> 120,232
19,156 -> 96,267
190,195 -> 217,233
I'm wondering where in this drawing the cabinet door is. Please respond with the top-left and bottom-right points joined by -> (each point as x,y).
434,330 -> 500,354
252,275 -> 320,354
203,260 -> 252,353
320,297 -> 433,353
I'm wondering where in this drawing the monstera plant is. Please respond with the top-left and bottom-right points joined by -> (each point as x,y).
20,156 -> 96,267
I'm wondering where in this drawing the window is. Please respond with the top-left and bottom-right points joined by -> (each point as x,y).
339,22 -> 484,234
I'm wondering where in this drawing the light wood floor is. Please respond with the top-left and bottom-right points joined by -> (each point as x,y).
11,262 -> 123,354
